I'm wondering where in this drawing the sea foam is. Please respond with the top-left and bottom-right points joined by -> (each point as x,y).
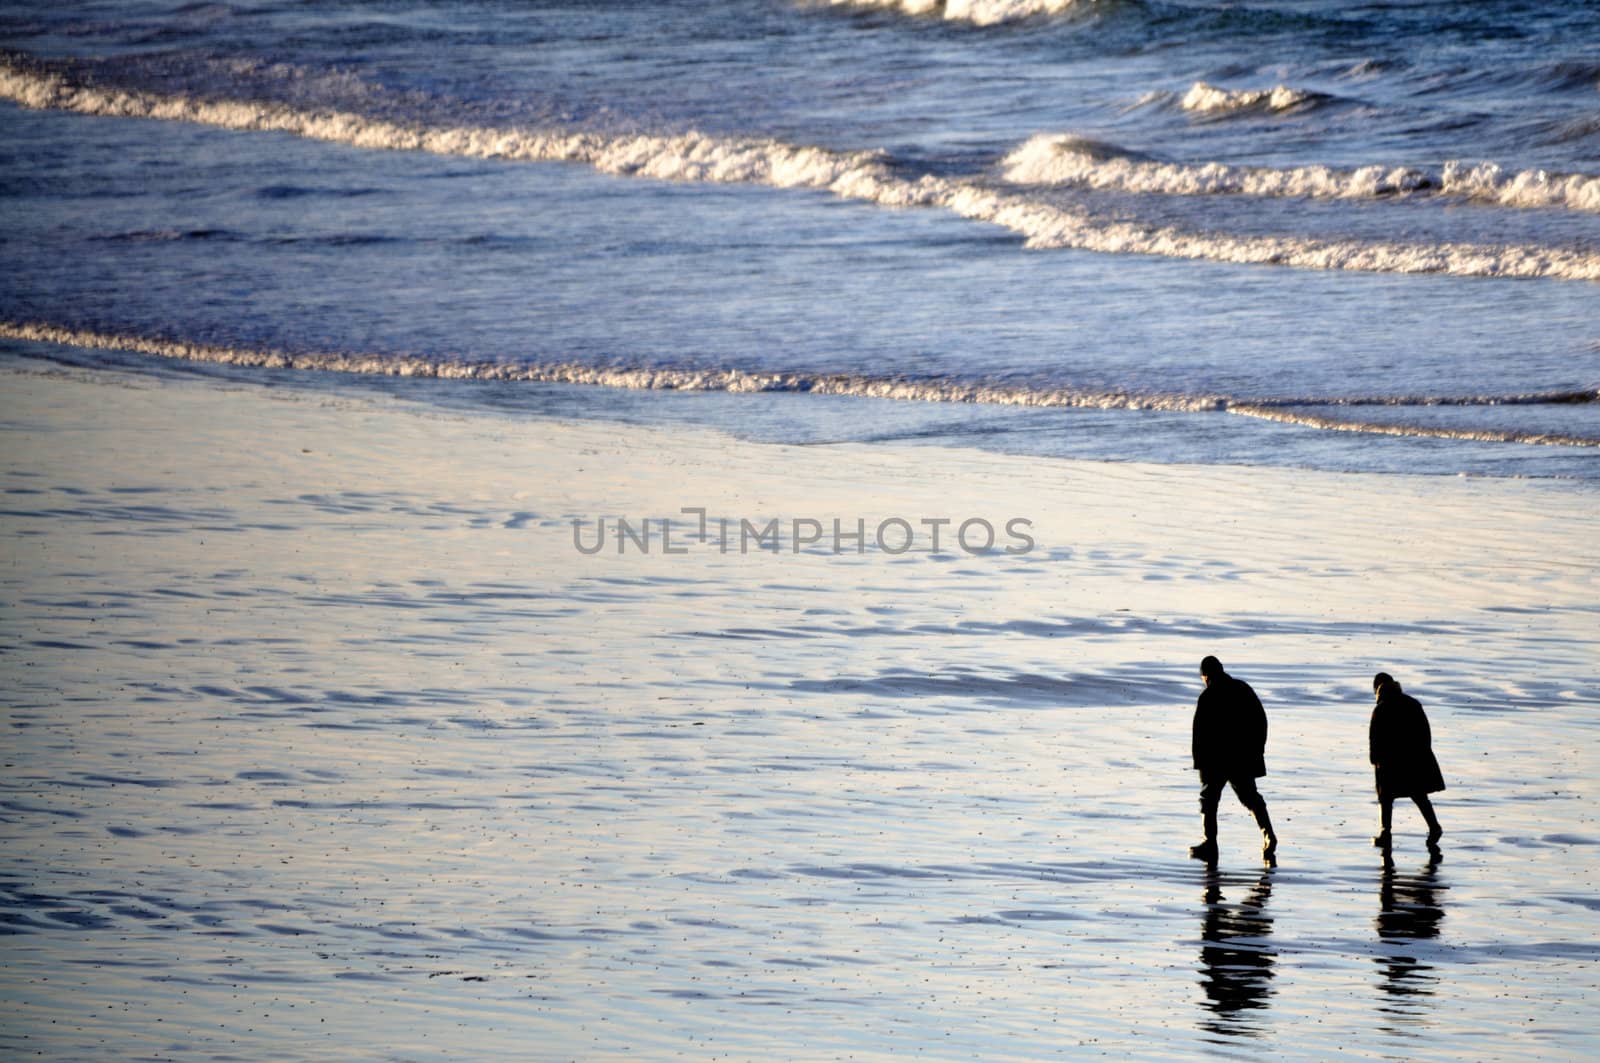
1004,134 -> 1600,213
4,58 -> 1599,282
5,321 -> 1595,448
820,0 -> 1086,26
1180,81 -> 1320,116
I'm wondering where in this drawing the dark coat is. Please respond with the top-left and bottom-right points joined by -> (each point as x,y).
1192,673 -> 1268,780
1370,687 -> 1445,798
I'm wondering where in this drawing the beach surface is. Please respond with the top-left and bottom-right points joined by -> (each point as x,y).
2,361 -> 1597,1060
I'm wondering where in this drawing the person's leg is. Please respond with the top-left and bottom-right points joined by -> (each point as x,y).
1192,778 -> 1223,859
1253,801 -> 1277,857
1233,778 -> 1277,858
1374,795 -> 1394,848
1414,795 -> 1442,845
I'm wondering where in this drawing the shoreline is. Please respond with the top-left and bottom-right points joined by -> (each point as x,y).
6,324 -> 1599,459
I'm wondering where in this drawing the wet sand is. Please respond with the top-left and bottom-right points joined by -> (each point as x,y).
2,362 -> 1597,1060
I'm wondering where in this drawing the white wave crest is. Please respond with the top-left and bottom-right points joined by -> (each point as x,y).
1004,134 -> 1600,213
1439,160 -> 1600,213
936,181 -> 1600,279
5,321 -> 1597,449
820,0 -> 1086,26
1004,134 -> 1429,199
1226,404 -> 1599,448
1181,81 -> 1316,115
0,61 -> 900,192
0,321 -> 1230,411
4,58 -> 1600,282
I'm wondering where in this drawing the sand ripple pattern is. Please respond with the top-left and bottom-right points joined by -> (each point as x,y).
4,57 -> 1600,282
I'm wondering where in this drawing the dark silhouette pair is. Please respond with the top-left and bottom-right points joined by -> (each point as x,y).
1189,657 -> 1446,863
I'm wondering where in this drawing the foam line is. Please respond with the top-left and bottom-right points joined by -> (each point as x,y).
1004,134 -> 1600,213
1226,404 -> 1599,448
4,322 -> 1595,447
819,0 -> 1087,26
1180,81 -> 1321,115
0,321 -> 1226,411
4,58 -> 1599,281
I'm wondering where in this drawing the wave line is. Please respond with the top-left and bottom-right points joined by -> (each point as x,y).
4,57 -> 1600,281
1226,404 -> 1599,448
1180,81 -> 1323,116
3,321 -> 1595,448
1005,133 -> 1600,213
818,0 -> 1088,26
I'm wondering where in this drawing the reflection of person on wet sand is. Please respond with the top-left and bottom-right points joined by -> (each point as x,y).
1197,867 -> 1275,1036
1369,672 -> 1445,851
1375,850 -> 1446,1015
1189,656 -> 1278,863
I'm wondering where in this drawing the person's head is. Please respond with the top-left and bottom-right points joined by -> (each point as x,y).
1200,656 -> 1224,685
1373,671 -> 1396,698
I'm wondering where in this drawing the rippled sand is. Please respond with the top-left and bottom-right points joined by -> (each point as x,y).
2,364 -> 1597,1060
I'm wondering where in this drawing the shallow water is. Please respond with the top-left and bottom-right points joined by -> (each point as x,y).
2,368 -> 1596,1059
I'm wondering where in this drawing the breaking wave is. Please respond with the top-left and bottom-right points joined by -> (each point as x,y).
1436,161 -> 1600,213
1180,81 -> 1324,116
4,56 -> 1600,281
0,320 -> 1229,411
817,0 -> 1087,26
1223,404 -> 1598,448
1004,134 -> 1600,213
4,322 -> 1595,448
0,59 -> 898,192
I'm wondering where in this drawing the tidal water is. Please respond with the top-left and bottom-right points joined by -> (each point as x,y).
2,4 -> 1599,1059
2,0 -> 1598,477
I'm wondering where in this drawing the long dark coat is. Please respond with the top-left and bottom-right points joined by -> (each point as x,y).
1192,674 -> 1268,780
1369,687 -> 1445,799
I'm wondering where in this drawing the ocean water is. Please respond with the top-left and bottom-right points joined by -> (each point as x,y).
2,6 -> 1600,1058
2,0 -> 1598,478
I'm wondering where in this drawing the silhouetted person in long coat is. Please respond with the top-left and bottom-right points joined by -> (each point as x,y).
1370,672 -> 1444,850
1191,656 -> 1277,862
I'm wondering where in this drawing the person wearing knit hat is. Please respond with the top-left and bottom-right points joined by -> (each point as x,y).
1189,656 -> 1278,864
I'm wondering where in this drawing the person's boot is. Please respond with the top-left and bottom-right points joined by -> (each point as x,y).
1376,800 -> 1395,850
1254,807 -> 1278,861
1192,804 -> 1219,861
1419,799 -> 1444,848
